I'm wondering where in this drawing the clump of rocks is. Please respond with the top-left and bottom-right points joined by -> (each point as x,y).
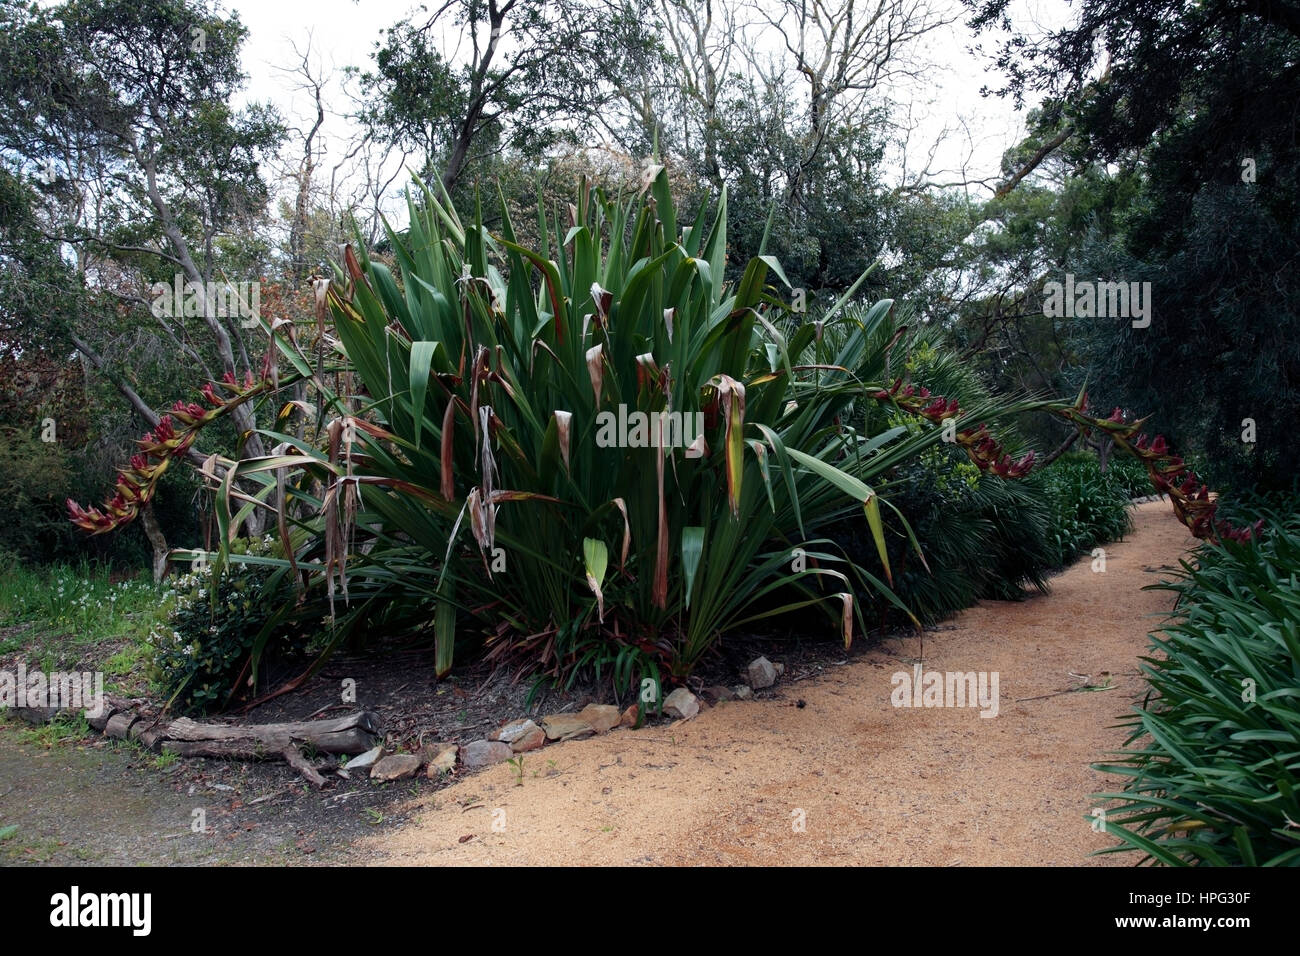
370,655 -> 786,782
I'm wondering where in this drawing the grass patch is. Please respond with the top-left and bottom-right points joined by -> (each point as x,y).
3,711 -> 92,749
0,560 -> 164,646
150,750 -> 179,770
0,561 -> 165,688
0,833 -> 91,863
104,644 -> 144,676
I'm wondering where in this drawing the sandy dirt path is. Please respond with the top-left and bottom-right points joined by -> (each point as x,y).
369,500 -> 1193,866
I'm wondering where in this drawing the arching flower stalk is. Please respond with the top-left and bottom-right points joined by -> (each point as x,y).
872,380 -> 1260,546
872,378 -> 1036,478
67,369 -> 277,535
1055,391 -> 1262,545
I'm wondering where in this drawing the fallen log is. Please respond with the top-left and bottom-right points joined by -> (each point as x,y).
76,703 -> 382,787
160,711 -> 381,758
105,712 -> 138,740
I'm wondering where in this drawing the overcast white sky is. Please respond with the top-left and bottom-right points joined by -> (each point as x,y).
226,0 -> 1071,210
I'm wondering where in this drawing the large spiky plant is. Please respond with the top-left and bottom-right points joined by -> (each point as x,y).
70,169 -> 1262,698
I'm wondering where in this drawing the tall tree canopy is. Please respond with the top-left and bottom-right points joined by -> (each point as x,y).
0,0 -> 284,461
966,0 -> 1300,488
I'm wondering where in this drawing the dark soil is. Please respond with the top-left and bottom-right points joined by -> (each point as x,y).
0,591 -> 939,865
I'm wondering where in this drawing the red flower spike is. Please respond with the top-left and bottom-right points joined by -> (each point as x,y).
872,376 -> 1256,547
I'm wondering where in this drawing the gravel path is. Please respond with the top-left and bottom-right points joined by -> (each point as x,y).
368,500 -> 1193,866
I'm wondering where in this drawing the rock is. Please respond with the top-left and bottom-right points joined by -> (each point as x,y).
747,656 -> 777,689
701,685 -> 734,702
490,718 -> 540,745
371,753 -> 422,782
618,704 -> 639,728
344,746 -> 383,772
422,743 -> 459,776
773,662 -> 785,677
732,685 -> 753,700
663,687 -> 700,720
541,713 -> 596,741
579,703 -> 621,734
510,725 -> 546,753
460,739 -> 513,769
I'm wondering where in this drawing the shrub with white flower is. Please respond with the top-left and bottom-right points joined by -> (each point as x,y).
148,536 -> 305,714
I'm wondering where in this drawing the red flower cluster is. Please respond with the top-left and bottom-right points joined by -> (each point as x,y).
872,380 -> 959,421
963,424 -> 1037,478
873,379 -> 1036,478
1056,395 -> 1261,545
68,369 -> 269,535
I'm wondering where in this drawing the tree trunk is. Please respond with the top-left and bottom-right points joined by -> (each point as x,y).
139,501 -> 169,583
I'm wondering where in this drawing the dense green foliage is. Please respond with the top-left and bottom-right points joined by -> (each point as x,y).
828,330 -> 1134,626
0,0 -> 286,555
148,537 -> 301,714
840,449 -> 1134,626
1039,453 -> 1135,568
1094,502 -> 1300,865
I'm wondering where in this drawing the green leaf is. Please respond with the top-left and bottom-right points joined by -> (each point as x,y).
583,537 -> 610,621
681,527 -> 705,609
408,341 -> 438,450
